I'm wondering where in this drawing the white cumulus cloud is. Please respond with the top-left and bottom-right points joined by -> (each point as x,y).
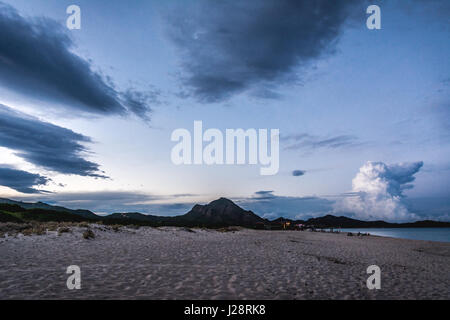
335,161 -> 423,221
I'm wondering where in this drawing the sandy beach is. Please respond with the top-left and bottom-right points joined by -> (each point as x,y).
0,225 -> 449,300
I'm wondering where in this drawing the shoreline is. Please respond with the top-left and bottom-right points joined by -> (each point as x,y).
1,225 -> 449,300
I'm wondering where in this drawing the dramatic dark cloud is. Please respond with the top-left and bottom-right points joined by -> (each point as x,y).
283,133 -> 361,151
0,2 -> 155,119
121,88 -> 161,121
292,170 -> 306,177
167,0 -> 364,102
0,105 -> 106,178
0,166 -> 50,194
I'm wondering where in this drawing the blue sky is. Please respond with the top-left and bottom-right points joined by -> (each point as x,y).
0,0 -> 449,221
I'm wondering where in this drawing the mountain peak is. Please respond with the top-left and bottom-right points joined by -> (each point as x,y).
208,197 -> 238,208
184,197 -> 264,227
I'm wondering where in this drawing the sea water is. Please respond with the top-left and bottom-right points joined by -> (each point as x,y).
339,228 -> 450,242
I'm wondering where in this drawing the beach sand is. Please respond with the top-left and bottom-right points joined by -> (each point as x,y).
0,225 -> 449,300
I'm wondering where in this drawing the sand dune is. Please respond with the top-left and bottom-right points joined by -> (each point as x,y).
0,225 -> 449,299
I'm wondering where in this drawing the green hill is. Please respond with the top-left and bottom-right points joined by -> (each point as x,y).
0,199 -> 99,220
0,211 -> 23,223
0,203 -> 96,223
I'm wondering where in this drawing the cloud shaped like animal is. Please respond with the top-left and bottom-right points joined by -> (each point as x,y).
335,161 -> 424,221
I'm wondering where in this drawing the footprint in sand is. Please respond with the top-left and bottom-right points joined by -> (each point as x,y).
227,275 -> 237,294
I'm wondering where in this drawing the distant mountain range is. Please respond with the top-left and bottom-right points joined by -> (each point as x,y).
0,198 -> 98,219
304,214 -> 450,228
106,198 -> 264,227
0,197 -> 449,228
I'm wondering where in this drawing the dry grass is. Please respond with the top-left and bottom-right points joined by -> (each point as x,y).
22,224 -> 47,236
127,224 -> 141,230
109,225 -> 121,232
58,227 -> 71,235
77,221 -> 90,228
82,229 -> 95,239
0,222 -> 29,237
217,226 -> 242,233
0,221 -> 101,237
